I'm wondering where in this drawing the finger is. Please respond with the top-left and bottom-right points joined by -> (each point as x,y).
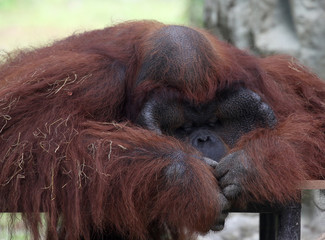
214,165 -> 229,179
223,184 -> 242,200
218,169 -> 241,190
214,154 -> 234,179
210,215 -> 227,232
217,191 -> 231,211
214,152 -> 238,179
211,210 -> 229,232
211,192 -> 230,232
202,157 -> 218,168
210,223 -> 225,231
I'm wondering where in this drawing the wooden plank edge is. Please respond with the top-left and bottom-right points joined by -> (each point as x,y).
299,180 -> 325,189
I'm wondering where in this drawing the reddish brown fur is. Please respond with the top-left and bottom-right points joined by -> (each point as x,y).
0,21 -> 325,239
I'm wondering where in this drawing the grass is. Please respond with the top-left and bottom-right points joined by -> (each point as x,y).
0,0 -> 193,51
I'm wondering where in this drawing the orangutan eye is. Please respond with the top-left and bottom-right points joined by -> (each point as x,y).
181,123 -> 194,132
207,117 -> 220,127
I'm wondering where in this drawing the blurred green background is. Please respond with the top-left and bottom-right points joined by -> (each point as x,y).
0,0 -> 203,52
0,0 -> 202,238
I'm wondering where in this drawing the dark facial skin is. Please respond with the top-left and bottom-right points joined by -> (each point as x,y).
136,87 -> 276,165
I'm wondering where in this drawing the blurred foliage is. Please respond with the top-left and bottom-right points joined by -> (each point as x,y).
0,214 -> 29,240
0,0 -> 204,51
188,0 -> 204,26
0,213 -> 47,239
0,0 -> 188,27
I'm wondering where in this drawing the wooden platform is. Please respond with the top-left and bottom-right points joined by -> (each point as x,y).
299,180 -> 325,189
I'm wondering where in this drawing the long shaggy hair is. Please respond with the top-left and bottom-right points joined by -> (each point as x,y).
0,21 -> 324,239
